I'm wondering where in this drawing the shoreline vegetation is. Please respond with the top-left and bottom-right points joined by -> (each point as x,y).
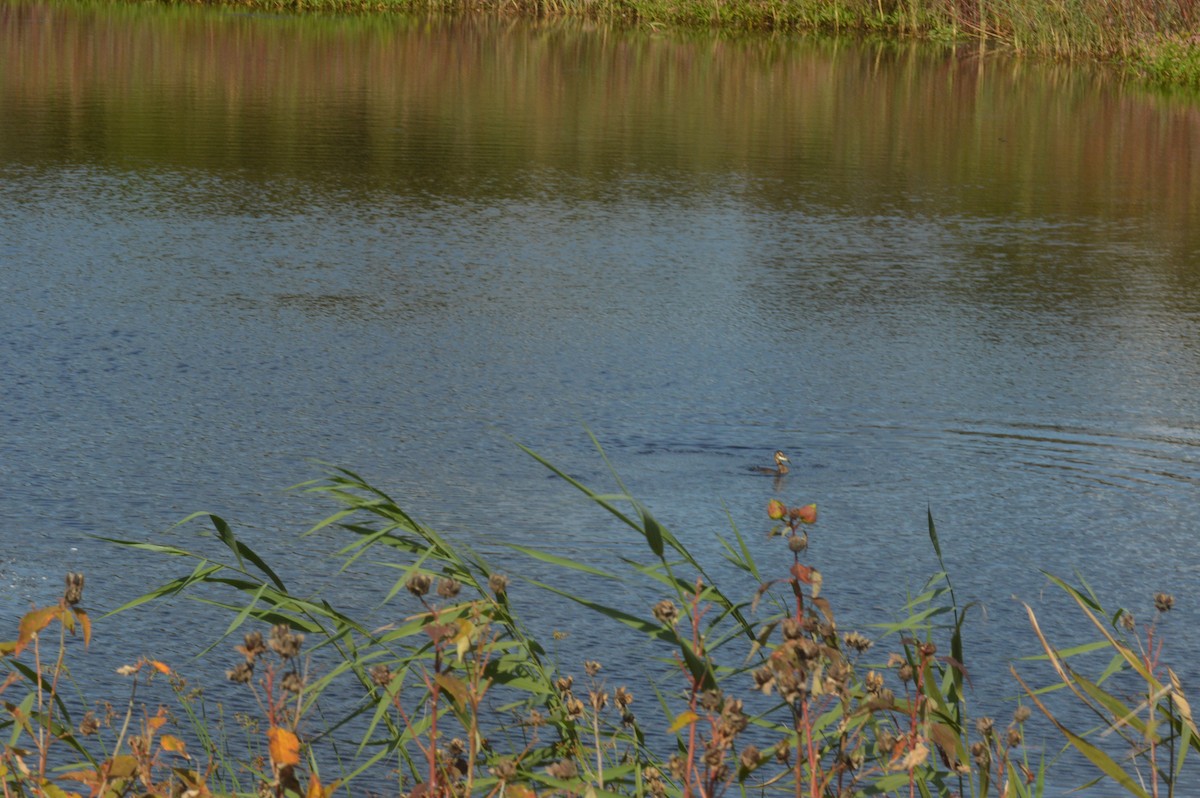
1,444 -> 1194,797
148,0 -> 1200,88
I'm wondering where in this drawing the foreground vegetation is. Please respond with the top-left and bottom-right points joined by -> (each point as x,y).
159,0 -> 1200,88
1,443 -> 1195,796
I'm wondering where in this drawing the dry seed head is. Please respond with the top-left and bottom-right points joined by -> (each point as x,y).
545,759 -> 577,780
1013,705 -> 1031,724
488,573 -> 508,595
63,572 -> 85,606
752,666 -> 774,695
491,758 -> 518,781
226,661 -> 254,684
865,670 -> 885,694
667,754 -> 687,781
843,631 -> 873,654
739,744 -> 760,772
788,533 -> 808,553
652,599 -> 679,627
589,689 -> 608,712
437,578 -> 462,599
898,663 -> 914,683
972,741 -> 990,768
269,624 -> 304,659
406,573 -> 432,597
584,660 -> 602,677
1121,612 -> 1136,631
370,664 -> 393,687
781,617 -> 804,641
79,711 -> 99,737
699,689 -> 723,712
238,631 -> 268,662
614,685 -> 634,709
564,695 -> 585,720
976,716 -> 994,736
1155,593 -> 1175,612
1006,727 -> 1023,748
555,675 -> 574,695
281,671 -> 304,694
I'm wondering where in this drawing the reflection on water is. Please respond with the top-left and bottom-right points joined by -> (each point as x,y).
3,0 -> 1200,791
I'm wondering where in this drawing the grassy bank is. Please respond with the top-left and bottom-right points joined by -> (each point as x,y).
160,0 -> 1200,87
0,444 -> 1195,797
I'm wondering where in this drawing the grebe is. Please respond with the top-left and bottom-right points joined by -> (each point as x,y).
751,450 -> 790,476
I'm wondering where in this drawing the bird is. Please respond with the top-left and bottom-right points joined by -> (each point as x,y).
751,450 -> 790,476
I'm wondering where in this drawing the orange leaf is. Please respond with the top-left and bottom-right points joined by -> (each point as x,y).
160,735 -> 189,758
147,659 -> 171,674
147,707 -> 169,734
73,609 -> 91,648
268,726 -> 301,767
305,773 -> 341,798
16,606 -> 61,654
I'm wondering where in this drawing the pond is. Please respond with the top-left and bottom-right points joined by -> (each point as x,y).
2,0 -> 1200,791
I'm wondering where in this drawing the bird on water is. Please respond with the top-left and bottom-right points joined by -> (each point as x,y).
751,450 -> 790,476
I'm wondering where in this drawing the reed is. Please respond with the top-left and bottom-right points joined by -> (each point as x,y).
0,442 -> 1192,796
164,0 -> 1200,84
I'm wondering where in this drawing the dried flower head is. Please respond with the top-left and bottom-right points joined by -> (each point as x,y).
78,711 -> 100,737
976,716 -> 994,736
739,744 -> 760,772
864,670 -> 885,694
699,689 -> 723,712
370,664 -> 393,687
63,572 -> 85,606
652,599 -> 679,627
589,689 -> 608,712
545,759 -> 577,780
843,631 -> 873,653
584,660 -> 602,677
437,578 -> 462,599
564,696 -> 585,720
237,631 -> 268,663
555,675 -> 574,695
280,671 -> 304,694
488,573 -> 509,596
788,534 -> 809,553
1120,611 -> 1136,631
491,758 -> 517,781
1006,727 -> 1023,748
1155,593 -> 1175,612
226,661 -> 254,684
406,573 -> 432,597
614,685 -> 633,709
1013,705 -> 1031,724
269,624 -> 304,660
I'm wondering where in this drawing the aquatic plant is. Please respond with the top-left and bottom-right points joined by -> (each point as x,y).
0,443 -> 1188,796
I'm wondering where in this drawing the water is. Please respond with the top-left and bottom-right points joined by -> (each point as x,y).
3,0 -> 1200,791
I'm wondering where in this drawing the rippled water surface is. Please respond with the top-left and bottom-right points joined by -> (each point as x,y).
3,0 -> 1200,790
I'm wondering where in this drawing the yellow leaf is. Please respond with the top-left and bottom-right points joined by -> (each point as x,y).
268,726 -> 301,767
160,734 -> 189,758
454,619 -> 476,662
507,786 -> 538,798
667,710 -> 699,734
106,755 -> 139,779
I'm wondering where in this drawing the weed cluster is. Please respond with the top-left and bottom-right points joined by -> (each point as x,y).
0,446 -> 1194,796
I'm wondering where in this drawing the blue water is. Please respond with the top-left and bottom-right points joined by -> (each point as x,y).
3,3 -> 1200,792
